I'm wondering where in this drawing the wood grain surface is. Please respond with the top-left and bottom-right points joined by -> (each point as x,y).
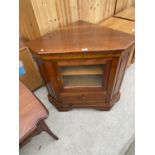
26,21 -> 134,55
115,0 -> 135,13
20,0 -> 135,40
27,21 -> 134,111
100,17 -> 135,66
19,0 -> 41,40
99,17 -> 135,34
78,0 -> 117,23
114,6 -> 135,21
19,81 -> 48,142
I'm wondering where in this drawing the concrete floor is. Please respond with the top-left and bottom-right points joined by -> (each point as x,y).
125,141 -> 135,155
20,64 -> 135,155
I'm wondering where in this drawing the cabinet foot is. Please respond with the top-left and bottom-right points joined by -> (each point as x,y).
56,107 -> 72,112
96,106 -> 111,111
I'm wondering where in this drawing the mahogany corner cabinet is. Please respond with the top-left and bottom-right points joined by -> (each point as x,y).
27,21 -> 134,111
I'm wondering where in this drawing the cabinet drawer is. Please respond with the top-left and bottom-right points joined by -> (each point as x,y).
60,91 -> 106,105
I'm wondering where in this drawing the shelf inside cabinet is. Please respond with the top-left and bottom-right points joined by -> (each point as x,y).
63,75 -> 103,88
60,65 -> 104,76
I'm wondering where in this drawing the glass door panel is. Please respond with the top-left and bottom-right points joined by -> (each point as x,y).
60,64 -> 105,88
63,75 -> 103,87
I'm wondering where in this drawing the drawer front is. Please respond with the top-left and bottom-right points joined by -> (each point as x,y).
60,91 -> 106,105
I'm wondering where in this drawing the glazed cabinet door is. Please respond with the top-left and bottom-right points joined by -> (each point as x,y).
52,58 -> 112,106
40,57 -> 115,107
55,58 -> 111,91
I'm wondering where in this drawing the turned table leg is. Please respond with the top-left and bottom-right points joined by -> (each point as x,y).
37,120 -> 59,140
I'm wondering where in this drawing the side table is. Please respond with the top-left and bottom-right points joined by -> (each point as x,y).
19,81 -> 58,148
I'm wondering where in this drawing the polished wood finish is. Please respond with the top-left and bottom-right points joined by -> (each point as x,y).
115,7 -> 135,21
99,17 -> 135,66
19,81 -> 58,148
27,21 -> 134,111
27,21 -> 134,54
19,38 -> 43,91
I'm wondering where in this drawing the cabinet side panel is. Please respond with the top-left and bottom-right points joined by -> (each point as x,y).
127,45 -> 135,66
106,56 -> 120,102
43,62 -> 61,99
113,46 -> 132,96
33,57 -> 57,98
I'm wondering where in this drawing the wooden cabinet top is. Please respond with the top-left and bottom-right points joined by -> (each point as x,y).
27,21 -> 134,55
114,7 -> 135,21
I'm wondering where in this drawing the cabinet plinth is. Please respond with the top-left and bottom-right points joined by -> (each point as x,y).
27,21 -> 134,111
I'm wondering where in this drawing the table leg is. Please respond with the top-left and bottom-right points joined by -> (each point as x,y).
37,120 -> 59,140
